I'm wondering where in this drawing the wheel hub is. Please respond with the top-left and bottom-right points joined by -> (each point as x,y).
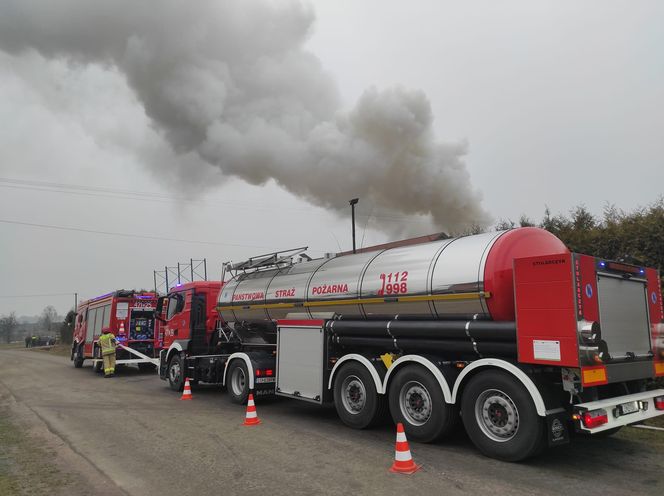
232,368 -> 246,395
475,389 -> 519,442
341,376 -> 366,414
400,381 -> 432,426
169,361 -> 181,382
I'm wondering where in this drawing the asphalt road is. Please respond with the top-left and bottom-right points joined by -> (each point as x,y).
1,347 -> 662,496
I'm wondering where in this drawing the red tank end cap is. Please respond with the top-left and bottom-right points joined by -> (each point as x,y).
484,228 -> 569,321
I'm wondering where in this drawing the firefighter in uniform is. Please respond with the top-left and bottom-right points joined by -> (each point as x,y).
99,328 -> 118,377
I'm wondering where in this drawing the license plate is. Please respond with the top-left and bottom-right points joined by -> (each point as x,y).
618,401 -> 639,416
255,377 -> 276,384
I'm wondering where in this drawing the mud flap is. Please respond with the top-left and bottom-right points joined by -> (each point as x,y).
546,409 -> 570,447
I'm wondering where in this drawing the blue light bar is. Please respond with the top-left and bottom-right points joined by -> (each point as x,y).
90,291 -> 114,302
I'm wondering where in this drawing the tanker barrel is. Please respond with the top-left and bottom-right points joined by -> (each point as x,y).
330,319 -> 516,341
334,336 -> 397,350
334,336 -> 477,356
389,321 -> 471,339
335,313 -> 490,322
467,321 -> 516,342
331,320 -> 470,339
329,321 -> 391,337
394,338 -> 477,355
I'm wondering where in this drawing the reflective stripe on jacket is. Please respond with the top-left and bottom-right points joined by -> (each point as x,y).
99,333 -> 117,356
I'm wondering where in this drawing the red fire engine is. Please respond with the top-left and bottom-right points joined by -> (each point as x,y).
71,290 -> 160,372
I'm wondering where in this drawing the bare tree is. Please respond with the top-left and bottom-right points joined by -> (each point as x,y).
60,310 -> 76,344
39,305 -> 59,334
0,312 -> 18,343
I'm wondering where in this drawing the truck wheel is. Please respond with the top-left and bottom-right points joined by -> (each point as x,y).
461,370 -> 545,462
73,344 -> 84,368
167,354 -> 185,391
227,360 -> 250,404
333,362 -> 386,429
388,365 -> 458,442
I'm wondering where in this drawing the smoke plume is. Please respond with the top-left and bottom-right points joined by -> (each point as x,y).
0,0 -> 490,235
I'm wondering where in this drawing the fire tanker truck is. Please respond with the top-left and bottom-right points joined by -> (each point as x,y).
72,290 -> 160,372
157,227 -> 664,461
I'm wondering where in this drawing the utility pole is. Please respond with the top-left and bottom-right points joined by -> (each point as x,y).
349,198 -> 359,254
74,292 -> 78,312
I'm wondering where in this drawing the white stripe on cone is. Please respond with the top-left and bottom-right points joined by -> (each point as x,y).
396,432 -> 407,442
246,411 -> 257,418
395,450 -> 413,462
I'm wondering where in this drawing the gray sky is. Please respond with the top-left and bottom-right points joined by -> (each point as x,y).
1,0 -> 662,317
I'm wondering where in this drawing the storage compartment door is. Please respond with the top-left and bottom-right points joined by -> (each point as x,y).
276,325 -> 324,403
597,275 -> 651,359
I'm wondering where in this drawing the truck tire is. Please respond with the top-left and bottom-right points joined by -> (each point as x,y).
461,370 -> 545,462
333,362 -> 386,429
73,344 -> 84,368
227,360 -> 250,404
167,353 -> 185,392
388,365 -> 458,442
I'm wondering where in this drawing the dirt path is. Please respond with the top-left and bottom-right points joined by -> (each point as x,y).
0,376 -> 126,495
0,346 -> 662,496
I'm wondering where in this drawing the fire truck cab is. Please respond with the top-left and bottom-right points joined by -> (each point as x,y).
155,281 -> 230,389
71,290 -> 160,372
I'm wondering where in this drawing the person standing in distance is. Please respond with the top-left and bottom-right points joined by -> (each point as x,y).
98,328 -> 118,378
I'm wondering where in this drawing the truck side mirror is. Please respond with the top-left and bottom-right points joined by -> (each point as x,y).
156,296 -> 165,314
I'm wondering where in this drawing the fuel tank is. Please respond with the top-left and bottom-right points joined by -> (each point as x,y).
217,227 -> 568,324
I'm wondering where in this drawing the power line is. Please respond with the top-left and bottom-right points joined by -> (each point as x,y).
0,176 -> 435,224
0,218 -> 327,255
0,292 -> 74,299
0,219 -> 270,249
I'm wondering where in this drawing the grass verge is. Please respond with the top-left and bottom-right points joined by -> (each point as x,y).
0,407 -> 72,496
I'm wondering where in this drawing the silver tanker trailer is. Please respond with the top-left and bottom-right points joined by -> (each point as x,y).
158,227 -> 664,461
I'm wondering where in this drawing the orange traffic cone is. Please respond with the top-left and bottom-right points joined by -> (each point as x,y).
180,378 -> 193,401
389,423 -> 421,474
243,393 -> 261,426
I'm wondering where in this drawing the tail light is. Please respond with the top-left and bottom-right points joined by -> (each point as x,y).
655,396 -> 664,410
266,369 -> 274,376
255,369 -> 262,376
582,409 -> 609,429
